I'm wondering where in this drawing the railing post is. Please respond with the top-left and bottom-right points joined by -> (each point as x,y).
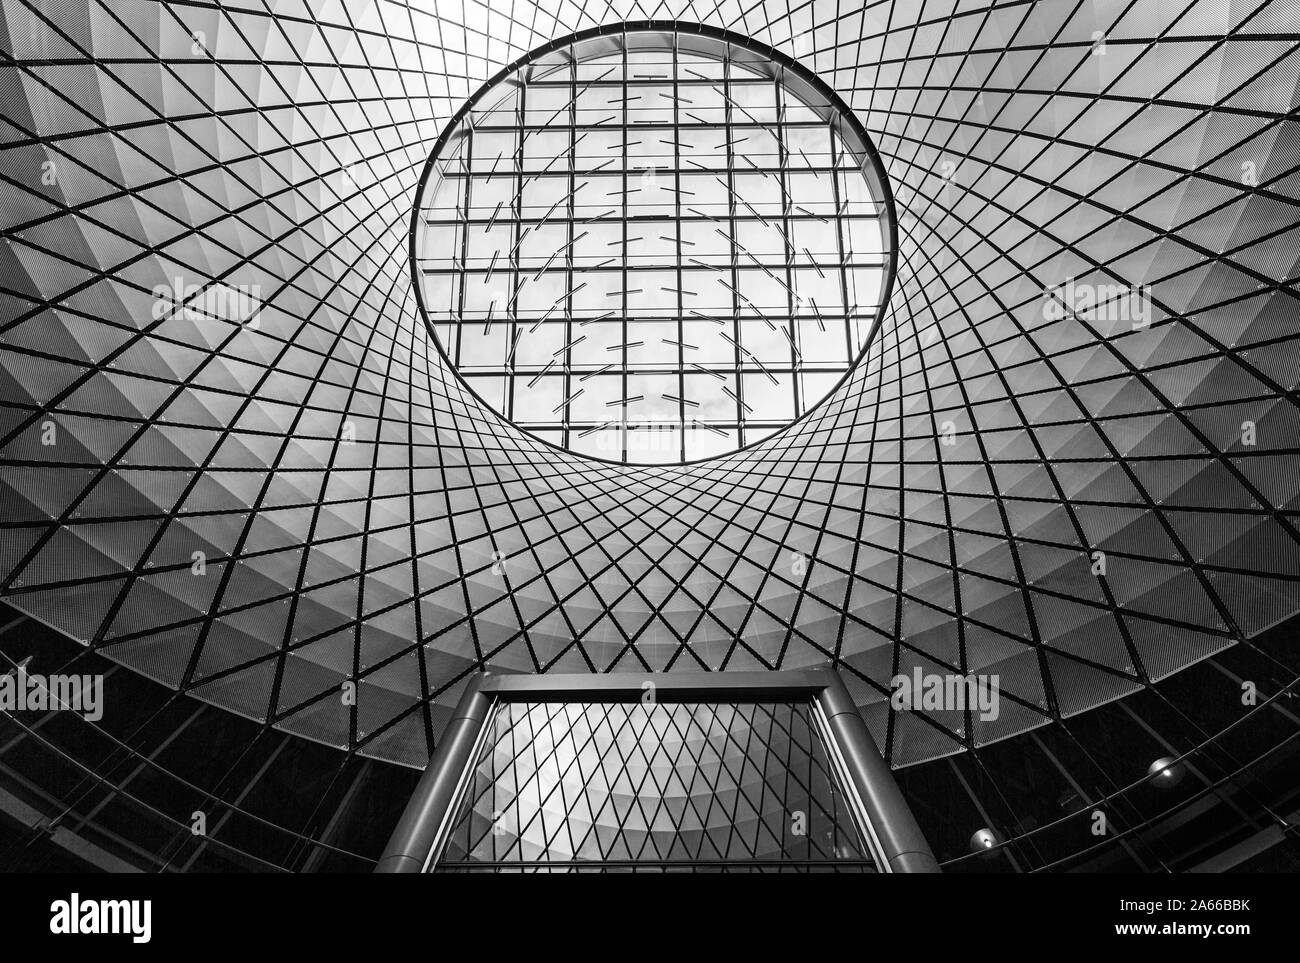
375,673 -> 493,873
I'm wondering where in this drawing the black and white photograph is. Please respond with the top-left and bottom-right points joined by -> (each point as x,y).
0,0 -> 1295,942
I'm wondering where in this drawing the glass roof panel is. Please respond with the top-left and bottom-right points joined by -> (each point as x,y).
414,25 -> 894,464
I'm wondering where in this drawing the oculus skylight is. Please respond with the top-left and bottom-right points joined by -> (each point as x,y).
413,24 -> 895,464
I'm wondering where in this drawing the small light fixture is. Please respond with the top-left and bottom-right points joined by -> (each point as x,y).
1148,756 -> 1185,788
970,827 -> 1001,855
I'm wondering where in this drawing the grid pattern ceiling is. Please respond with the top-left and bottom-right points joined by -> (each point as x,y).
0,0 -> 1298,769
439,699 -> 869,870
417,26 -> 890,463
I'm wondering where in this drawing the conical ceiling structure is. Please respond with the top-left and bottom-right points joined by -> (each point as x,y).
1,0 -> 1297,768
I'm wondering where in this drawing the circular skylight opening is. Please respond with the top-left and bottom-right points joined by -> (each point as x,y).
412,23 -> 895,465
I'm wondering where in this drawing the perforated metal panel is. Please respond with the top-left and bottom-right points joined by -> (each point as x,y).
1,3 -> 1297,772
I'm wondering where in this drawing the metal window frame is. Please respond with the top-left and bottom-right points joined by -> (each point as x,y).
409,19 -> 899,467
376,668 -> 939,873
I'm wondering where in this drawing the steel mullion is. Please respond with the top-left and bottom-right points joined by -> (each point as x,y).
826,114 -> 855,366
774,66 -> 801,421
620,29 -> 630,462
564,57 -> 577,453
671,29 -> 687,461
722,44 -> 745,446
508,78 -> 526,424
454,131 -> 473,372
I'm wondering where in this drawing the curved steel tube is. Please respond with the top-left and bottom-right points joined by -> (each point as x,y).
375,668 -> 939,873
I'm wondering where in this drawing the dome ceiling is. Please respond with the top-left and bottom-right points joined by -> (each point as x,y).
0,0 -> 1297,768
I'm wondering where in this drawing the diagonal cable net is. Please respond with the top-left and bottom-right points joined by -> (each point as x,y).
0,0 -> 1297,768
440,700 -> 866,869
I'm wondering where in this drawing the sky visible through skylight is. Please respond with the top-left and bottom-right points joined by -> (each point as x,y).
416,27 -> 889,464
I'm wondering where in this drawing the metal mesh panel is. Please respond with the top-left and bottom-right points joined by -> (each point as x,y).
0,3 -> 1297,770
